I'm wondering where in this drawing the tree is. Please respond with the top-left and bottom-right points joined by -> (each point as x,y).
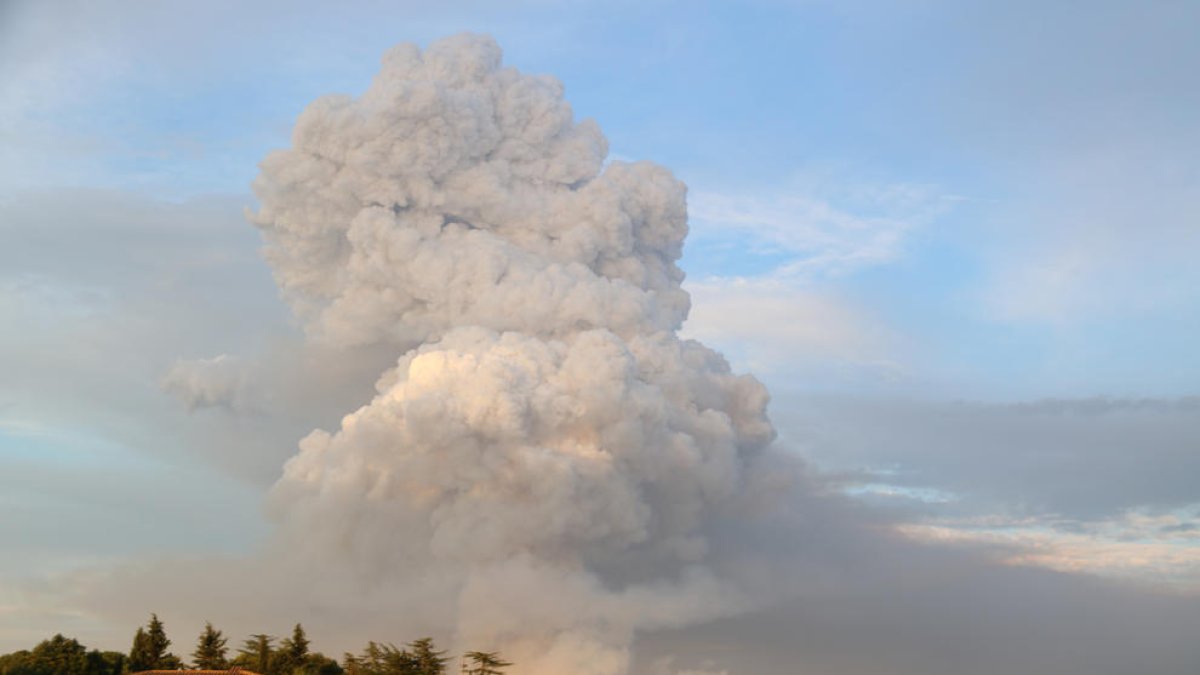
128,614 -> 180,672
462,652 -> 510,675
296,653 -> 342,675
0,649 -> 32,675
231,634 -> 273,674
281,625 -> 310,664
145,615 -> 172,667
85,650 -> 125,675
0,637 -> 131,675
272,625 -> 311,675
127,629 -> 154,673
2,635 -> 88,675
343,643 -> 414,675
406,640 -> 446,675
192,623 -> 229,669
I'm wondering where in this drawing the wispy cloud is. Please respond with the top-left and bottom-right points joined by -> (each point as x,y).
680,175 -> 952,383
682,279 -> 901,383
899,507 -> 1200,589
687,177 -> 954,281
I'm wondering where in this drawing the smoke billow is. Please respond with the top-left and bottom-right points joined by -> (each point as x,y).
162,354 -> 252,412
251,34 -> 781,674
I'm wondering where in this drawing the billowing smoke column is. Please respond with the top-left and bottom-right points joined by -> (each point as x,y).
251,34 -> 776,674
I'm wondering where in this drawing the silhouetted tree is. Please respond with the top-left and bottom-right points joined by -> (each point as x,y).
192,623 -> 229,669
462,652 -> 510,675
89,651 -> 125,675
296,653 -> 342,675
2,635 -> 87,675
127,629 -> 151,673
0,628 -> 505,675
406,640 -> 446,675
344,643 -> 415,675
272,625 -> 311,675
233,635 -> 273,674
0,637 -> 127,675
128,614 -> 180,671
282,625 -> 310,663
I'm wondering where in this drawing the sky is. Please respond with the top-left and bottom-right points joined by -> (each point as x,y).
1,1 -> 1198,673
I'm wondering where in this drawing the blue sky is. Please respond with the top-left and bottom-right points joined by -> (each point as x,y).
1,1 -> 1199,672
4,0 -> 1196,399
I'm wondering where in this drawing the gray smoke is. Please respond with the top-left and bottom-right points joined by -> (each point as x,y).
251,34 -> 780,674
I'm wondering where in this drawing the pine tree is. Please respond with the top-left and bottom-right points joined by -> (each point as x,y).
286,625 -> 310,662
344,642 -> 415,675
128,628 -> 151,672
146,615 -> 171,667
192,623 -> 229,669
275,624 -> 310,674
406,640 -> 446,675
126,615 -> 180,672
234,635 -> 273,674
462,652 -> 510,675
382,645 -> 417,675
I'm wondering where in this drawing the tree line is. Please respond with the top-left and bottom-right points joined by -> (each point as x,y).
0,615 -> 509,675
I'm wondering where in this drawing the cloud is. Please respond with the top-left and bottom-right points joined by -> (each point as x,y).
682,278 -> 899,384
687,177 -> 952,282
781,394 -> 1200,520
634,539 -> 1200,675
898,509 -> 1200,589
0,190 -> 290,470
771,393 -> 1200,589
674,175 -> 954,390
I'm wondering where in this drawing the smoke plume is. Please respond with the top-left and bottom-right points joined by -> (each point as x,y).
251,34 -> 780,674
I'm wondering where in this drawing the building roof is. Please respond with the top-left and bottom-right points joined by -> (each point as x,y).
132,670 -> 264,675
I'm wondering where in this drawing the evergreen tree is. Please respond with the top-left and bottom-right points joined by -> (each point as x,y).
128,614 -> 179,671
381,646 -> 416,675
281,626 -> 309,663
233,635 -> 273,674
461,652 -> 510,675
145,615 -> 172,668
192,623 -> 229,669
344,643 -> 415,675
273,625 -> 310,675
127,629 -> 151,673
406,640 -> 446,675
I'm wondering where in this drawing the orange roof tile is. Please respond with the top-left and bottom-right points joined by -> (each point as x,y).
132,670 -> 264,675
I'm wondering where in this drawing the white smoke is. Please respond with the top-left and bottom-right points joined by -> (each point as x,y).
251,34 -> 780,674
162,354 -> 253,412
